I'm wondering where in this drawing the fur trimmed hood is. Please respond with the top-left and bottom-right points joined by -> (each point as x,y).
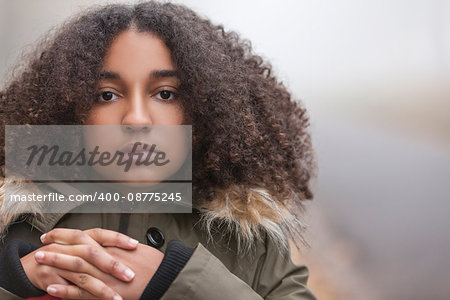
1,178 -> 308,254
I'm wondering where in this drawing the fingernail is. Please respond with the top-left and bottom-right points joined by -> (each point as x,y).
47,286 -> 57,294
40,233 -> 46,243
114,295 -> 123,300
124,268 -> 135,280
35,251 -> 45,260
129,238 -> 139,247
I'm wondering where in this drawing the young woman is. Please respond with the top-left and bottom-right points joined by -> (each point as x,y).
0,1 -> 317,299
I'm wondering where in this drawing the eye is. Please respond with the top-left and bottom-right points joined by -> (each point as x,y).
98,91 -> 119,102
155,90 -> 176,101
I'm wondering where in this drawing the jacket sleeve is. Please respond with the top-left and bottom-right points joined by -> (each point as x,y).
140,240 -> 195,300
0,239 -> 46,299
159,240 -> 316,300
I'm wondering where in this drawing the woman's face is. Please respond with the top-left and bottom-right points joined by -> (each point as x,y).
83,30 -> 190,186
85,29 -> 183,125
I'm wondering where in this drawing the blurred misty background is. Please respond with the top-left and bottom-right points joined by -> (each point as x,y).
1,0 -> 449,299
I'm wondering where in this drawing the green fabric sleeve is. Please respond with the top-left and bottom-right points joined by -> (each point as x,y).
161,243 -> 316,300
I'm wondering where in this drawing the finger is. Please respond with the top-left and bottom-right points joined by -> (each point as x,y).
47,283 -> 114,300
39,264 -> 72,286
34,251 -> 103,279
49,270 -> 123,300
85,228 -> 139,249
44,244 -> 135,282
41,228 -> 138,250
41,228 -> 96,246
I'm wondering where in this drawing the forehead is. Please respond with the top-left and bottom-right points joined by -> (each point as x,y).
101,30 -> 175,73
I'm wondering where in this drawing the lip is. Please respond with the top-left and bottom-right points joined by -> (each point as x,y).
119,142 -> 160,155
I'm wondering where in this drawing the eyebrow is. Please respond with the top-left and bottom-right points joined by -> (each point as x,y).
99,71 -> 120,79
99,69 -> 179,80
152,69 -> 178,78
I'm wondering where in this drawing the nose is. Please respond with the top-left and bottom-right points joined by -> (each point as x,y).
121,92 -> 152,132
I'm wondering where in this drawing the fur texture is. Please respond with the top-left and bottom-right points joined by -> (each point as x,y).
197,185 -> 308,254
0,179 -> 308,254
0,178 -> 43,236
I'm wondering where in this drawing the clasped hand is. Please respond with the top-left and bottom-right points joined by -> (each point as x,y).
20,228 -> 164,300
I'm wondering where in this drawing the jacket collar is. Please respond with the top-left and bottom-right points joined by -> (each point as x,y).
25,212 -> 65,233
1,179 -> 307,254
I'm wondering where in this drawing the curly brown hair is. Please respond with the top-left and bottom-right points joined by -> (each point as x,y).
0,1 -> 315,207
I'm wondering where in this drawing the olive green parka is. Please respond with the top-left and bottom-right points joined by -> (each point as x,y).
0,180 -> 316,300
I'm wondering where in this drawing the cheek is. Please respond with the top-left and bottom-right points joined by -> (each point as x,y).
172,104 -> 186,124
152,104 -> 185,125
84,105 -> 122,125
171,107 -> 185,125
